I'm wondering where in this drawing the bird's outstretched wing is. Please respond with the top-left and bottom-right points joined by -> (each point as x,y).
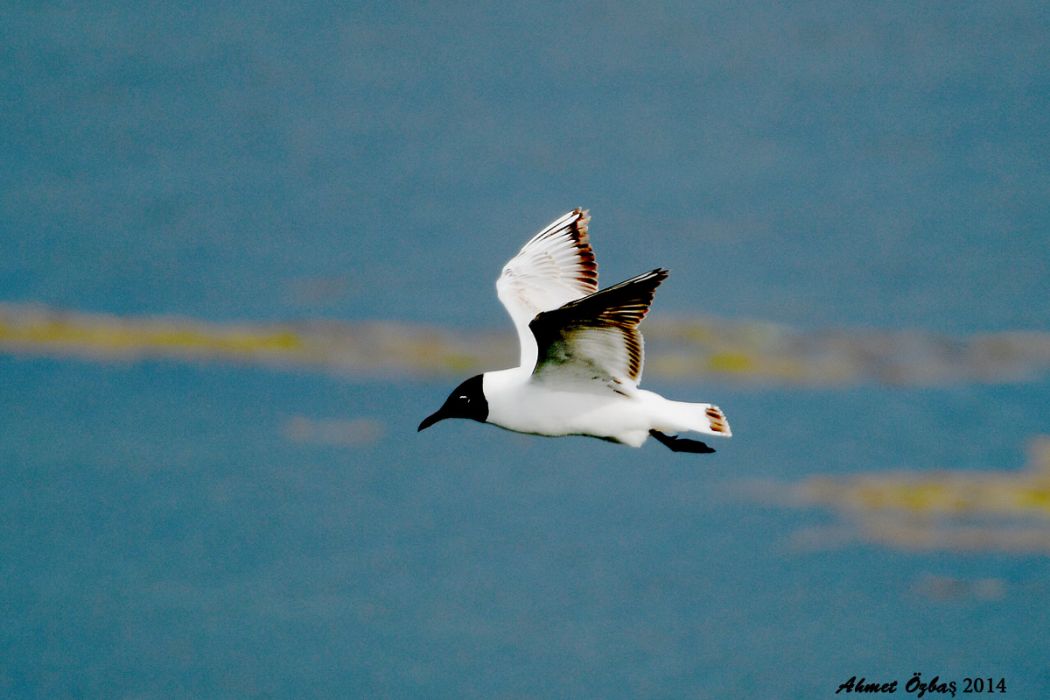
496,209 -> 598,369
528,268 -> 668,392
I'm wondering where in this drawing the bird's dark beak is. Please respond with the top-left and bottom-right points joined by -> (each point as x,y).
417,407 -> 448,432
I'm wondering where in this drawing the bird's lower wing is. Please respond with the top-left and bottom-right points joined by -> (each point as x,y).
529,268 -> 668,391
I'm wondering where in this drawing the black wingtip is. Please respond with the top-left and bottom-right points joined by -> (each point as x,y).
632,268 -> 668,284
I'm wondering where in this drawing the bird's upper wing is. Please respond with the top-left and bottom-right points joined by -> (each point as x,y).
528,268 -> 668,392
496,209 -> 598,369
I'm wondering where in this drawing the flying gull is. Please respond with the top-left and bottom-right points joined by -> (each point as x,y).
418,209 -> 732,453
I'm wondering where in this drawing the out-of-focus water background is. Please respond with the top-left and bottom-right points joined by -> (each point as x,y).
3,2 -> 1050,697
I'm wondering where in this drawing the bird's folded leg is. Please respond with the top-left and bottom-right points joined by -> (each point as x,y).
649,429 -> 716,454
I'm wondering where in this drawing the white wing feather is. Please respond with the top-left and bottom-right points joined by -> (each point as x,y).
496,209 -> 598,369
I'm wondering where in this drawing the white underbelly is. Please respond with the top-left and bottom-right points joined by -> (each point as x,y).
488,383 -> 652,444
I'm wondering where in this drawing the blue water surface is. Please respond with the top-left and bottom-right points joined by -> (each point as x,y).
3,359 -> 1050,696
2,2 -> 1050,697
2,2 -> 1048,330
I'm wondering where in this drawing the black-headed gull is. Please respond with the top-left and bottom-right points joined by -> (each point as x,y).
418,209 -> 732,453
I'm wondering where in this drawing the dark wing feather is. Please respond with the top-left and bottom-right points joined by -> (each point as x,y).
529,268 -> 668,387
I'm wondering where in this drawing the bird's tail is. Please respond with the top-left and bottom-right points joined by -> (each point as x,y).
654,399 -> 733,438
699,404 -> 732,437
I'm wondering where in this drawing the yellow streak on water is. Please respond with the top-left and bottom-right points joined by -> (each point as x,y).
0,315 -> 304,358
3,303 -> 1050,385
794,438 -> 1050,553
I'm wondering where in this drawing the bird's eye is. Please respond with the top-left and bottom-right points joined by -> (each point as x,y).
458,395 -> 469,402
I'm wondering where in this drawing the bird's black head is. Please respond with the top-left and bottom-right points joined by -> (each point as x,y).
417,374 -> 489,432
